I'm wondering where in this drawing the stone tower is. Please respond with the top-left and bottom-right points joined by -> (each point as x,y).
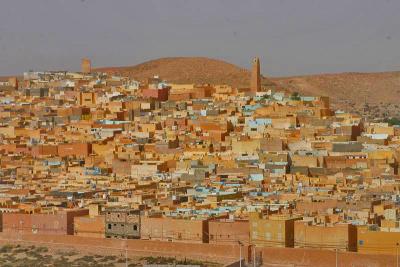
81,58 -> 91,73
250,57 -> 261,93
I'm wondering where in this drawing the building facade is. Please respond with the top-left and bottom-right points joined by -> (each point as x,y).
105,208 -> 141,239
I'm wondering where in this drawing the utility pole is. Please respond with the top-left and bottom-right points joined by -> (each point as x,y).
238,240 -> 243,267
335,247 -> 338,267
253,245 -> 256,267
125,243 -> 128,267
125,211 -> 128,267
240,245 -> 242,267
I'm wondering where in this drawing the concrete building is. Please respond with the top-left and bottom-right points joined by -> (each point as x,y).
357,226 -> 400,255
142,87 -> 169,102
294,221 -> 357,251
105,207 -> 141,239
141,216 -> 209,243
250,213 -> 301,248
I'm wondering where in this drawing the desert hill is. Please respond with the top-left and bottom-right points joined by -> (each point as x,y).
94,57 -> 273,88
273,72 -> 400,109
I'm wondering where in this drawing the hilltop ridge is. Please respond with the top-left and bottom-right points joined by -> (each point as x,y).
94,57 -> 273,88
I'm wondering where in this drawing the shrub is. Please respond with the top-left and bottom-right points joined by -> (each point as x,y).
0,244 -> 14,253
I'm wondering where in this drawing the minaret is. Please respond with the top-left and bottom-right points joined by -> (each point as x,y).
8,77 -> 18,89
250,57 -> 261,93
81,58 -> 92,73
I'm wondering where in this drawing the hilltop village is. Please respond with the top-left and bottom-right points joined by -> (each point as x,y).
1,58 -> 400,256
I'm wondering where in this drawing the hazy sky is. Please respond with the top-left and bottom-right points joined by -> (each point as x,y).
0,0 -> 399,77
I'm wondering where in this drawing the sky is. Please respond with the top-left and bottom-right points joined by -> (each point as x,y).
0,0 -> 399,77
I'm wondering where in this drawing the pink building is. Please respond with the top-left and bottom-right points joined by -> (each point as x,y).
142,88 -> 169,101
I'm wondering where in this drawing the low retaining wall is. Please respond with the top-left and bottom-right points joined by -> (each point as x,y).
0,233 -> 397,267
0,233 -> 241,264
259,246 -> 397,267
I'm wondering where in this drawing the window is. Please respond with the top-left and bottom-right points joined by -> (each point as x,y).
108,224 -> 111,230
133,225 -> 138,231
252,231 -> 258,239
277,233 -> 282,240
265,233 -> 271,240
